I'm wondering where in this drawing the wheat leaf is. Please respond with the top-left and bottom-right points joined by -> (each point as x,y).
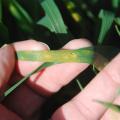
8,0 -> 33,32
98,10 -> 115,44
112,0 -> 120,8
17,47 -> 94,64
2,62 -> 56,99
37,0 -> 72,45
76,79 -> 83,90
95,100 -> 120,112
16,46 -> 119,71
115,25 -> 120,36
115,17 -> 120,26
38,0 -> 67,33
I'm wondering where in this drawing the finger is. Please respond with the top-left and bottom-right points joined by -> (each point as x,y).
3,40 -> 49,119
101,96 -> 120,120
0,104 -> 22,120
52,53 -> 120,120
0,45 -> 15,92
13,39 -> 49,75
0,45 -> 21,120
28,39 -> 92,96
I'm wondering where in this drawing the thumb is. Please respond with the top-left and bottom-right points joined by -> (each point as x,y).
0,45 -> 15,91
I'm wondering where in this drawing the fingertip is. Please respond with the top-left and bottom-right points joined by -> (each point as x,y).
13,39 -> 49,51
63,39 -> 92,49
0,45 -> 15,89
12,39 -> 49,75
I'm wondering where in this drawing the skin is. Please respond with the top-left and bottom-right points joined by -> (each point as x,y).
0,39 -> 120,120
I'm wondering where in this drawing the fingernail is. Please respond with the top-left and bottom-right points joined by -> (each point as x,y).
1,44 -> 8,48
39,42 -> 50,50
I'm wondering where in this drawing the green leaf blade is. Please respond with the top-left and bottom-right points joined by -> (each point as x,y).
8,0 -> 33,32
9,0 -> 33,24
38,0 -> 67,33
112,0 -> 120,8
16,47 -> 94,64
98,10 -> 115,44
37,0 -> 72,45
96,100 -> 120,113
115,17 -> 120,26
4,62 -> 56,97
16,46 -> 120,71
115,25 -> 120,36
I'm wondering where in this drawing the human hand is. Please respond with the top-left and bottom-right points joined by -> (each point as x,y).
0,39 -> 120,120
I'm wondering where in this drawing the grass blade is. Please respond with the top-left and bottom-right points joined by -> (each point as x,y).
115,25 -> 120,36
17,47 -> 94,63
0,23 -> 9,42
16,46 -> 119,71
2,62 -> 56,100
8,0 -> 33,32
112,0 -> 120,8
95,100 -> 120,112
9,0 -> 33,23
76,79 -> 83,90
37,0 -> 71,45
98,10 -> 115,44
115,17 -> 120,26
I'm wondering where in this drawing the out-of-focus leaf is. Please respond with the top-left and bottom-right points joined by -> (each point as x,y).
115,25 -> 120,36
17,47 -> 94,64
0,0 -> 2,22
37,0 -> 71,45
7,0 -> 33,32
64,1 -> 81,23
0,0 -> 9,43
0,23 -> 9,43
112,0 -> 120,8
38,0 -> 67,33
17,0 -> 42,21
68,0 -> 95,20
92,64 -> 99,74
96,100 -> 120,112
115,17 -> 120,26
114,18 -> 120,36
91,0 -> 99,4
98,10 -> 115,44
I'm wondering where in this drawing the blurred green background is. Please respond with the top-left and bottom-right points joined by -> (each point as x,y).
0,0 -> 120,48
